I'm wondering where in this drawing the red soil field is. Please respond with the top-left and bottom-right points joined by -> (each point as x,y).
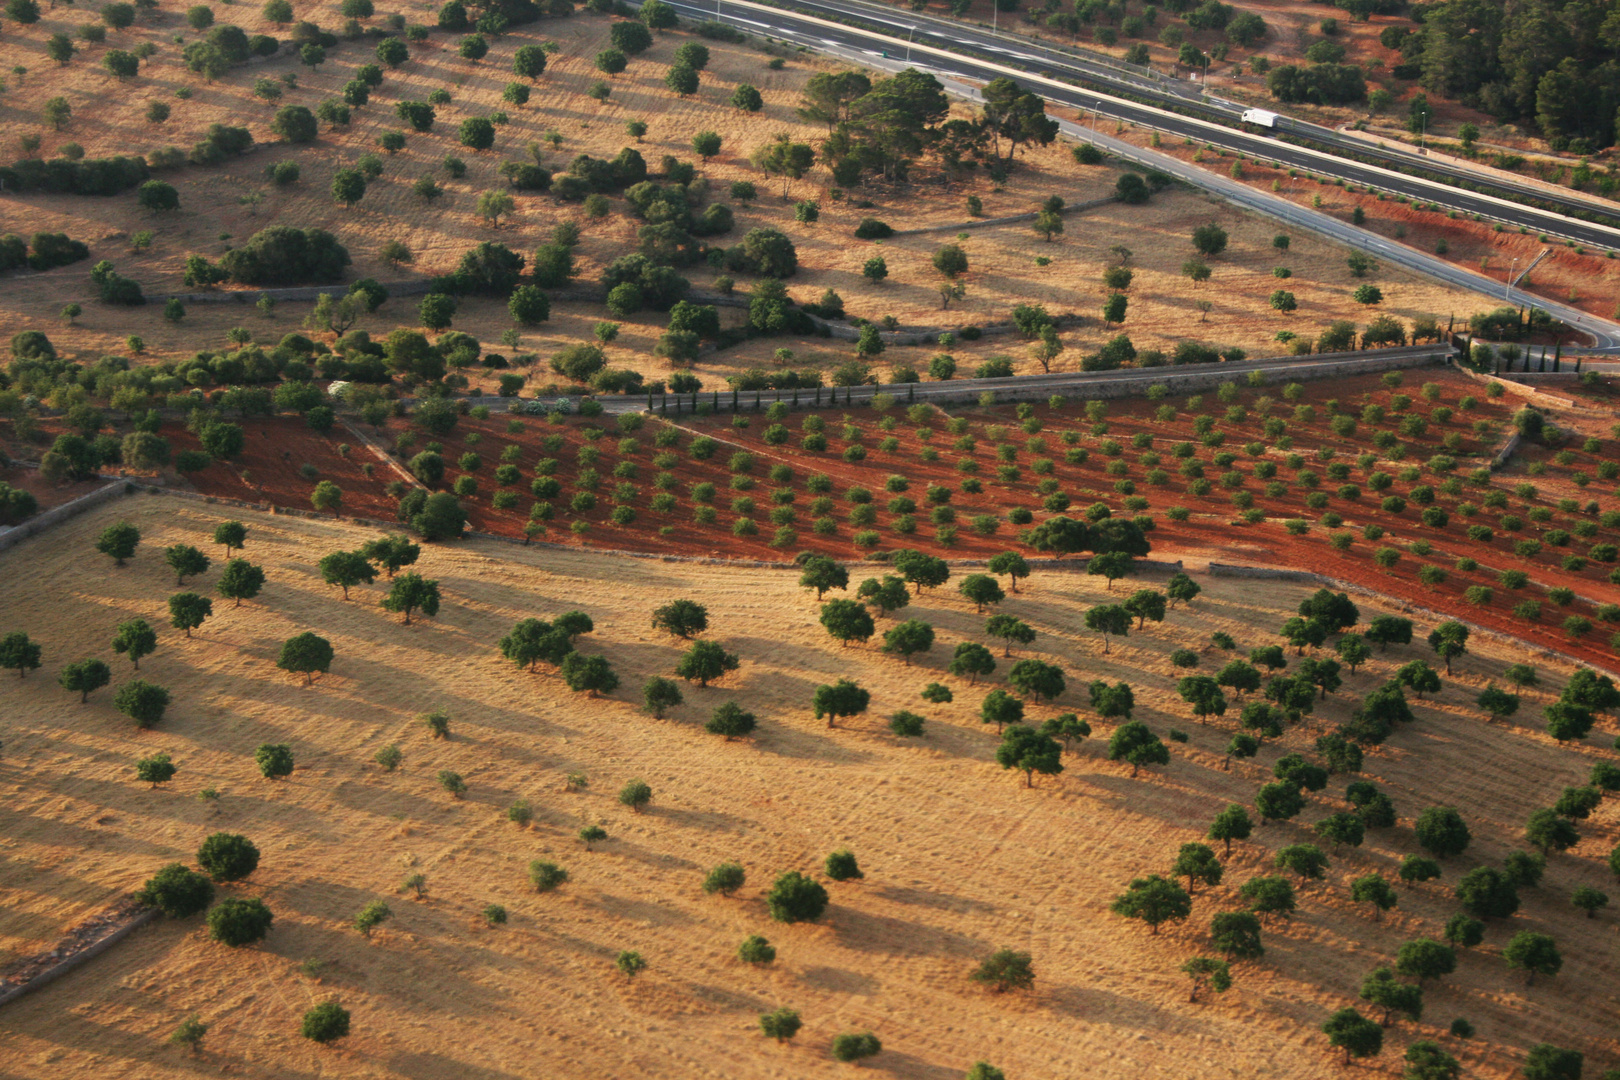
176,370 -> 1620,663
163,415 -> 401,523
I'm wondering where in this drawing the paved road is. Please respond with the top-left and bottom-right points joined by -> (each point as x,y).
665,0 -> 1620,350
675,0 -> 1620,252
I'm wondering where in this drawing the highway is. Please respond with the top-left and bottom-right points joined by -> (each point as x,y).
751,0 -> 1620,231
671,0 -> 1620,252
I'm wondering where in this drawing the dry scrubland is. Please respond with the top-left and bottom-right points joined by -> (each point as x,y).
2,499 -> 1620,1077
0,6 -> 1483,388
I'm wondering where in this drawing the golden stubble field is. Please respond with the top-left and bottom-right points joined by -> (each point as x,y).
1,498 -> 1618,1078
0,6 -> 1483,389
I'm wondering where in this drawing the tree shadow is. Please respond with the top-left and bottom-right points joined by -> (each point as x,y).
574,892 -> 695,931
867,1048 -> 967,1080
871,883 -> 1000,917
831,906 -> 990,960
797,964 -> 881,995
383,1051 -> 529,1080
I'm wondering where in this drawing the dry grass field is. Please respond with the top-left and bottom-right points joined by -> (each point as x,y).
2,497 -> 1619,1078
0,5 -> 1486,390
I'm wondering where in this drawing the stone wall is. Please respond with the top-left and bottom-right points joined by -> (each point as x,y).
0,481 -> 130,555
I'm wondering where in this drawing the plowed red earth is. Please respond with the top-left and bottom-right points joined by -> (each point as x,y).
180,371 -> 1620,664
164,415 -> 400,523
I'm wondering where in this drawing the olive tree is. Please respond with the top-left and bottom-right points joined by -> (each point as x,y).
112,618 -> 157,669
1181,957 -> 1232,1002
0,632 -> 42,678
139,863 -> 215,918
1322,1008 -> 1382,1065
217,558 -> 266,608
319,550 -> 376,599
1109,874 -> 1191,934
1108,721 -> 1168,777
381,572 -> 440,624
675,639 -> 739,685
642,676 -> 683,718
812,679 -> 869,728
59,658 -> 111,702
971,948 -> 1035,992
1207,804 -> 1252,855
97,520 -> 142,565
208,897 -> 274,947
1170,842 -> 1223,893
197,832 -> 260,881
1502,931 -> 1561,985
169,593 -> 213,637
165,543 -> 211,585
276,632 -> 333,685
995,724 -> 1063,786
1414,806 -> 1471,858
115,679 -> 170,728
882,619 -> 935,664
767,871 -> 828,923
651,598 -> 708,638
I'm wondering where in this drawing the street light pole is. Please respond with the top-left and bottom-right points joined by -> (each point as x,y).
1506,257 -> 1516,300
907,24 -> 914,62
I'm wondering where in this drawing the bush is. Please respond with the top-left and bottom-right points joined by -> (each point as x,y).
832,1032 -> 882,1063
197,832 -> 260,881
271,105 -> 318,143
219,226 -> 349,285
139,863 -> 215,918
824,849 -> 862,881
205,895 -> 274,948
737,935 -> 775,963
300,1001 -> 350,1043
767,870 -> 828,922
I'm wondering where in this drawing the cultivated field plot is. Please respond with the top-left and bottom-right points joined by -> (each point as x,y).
1,498 -> 1619,1079
178,368 -> 1620,664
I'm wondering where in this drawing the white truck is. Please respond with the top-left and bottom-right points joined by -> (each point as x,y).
1242,108 -> 1279,129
